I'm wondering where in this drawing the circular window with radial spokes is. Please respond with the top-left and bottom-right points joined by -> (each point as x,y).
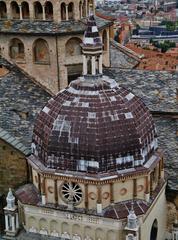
61,182 -> 83,205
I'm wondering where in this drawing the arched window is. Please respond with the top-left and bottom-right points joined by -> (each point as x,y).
82,0 -> 86,17
11,1 -> 20,19
68,2 -> 74,20
102,30 -> 107,51
66,37 -> 82,57
21,1 -> 29,19
0,1 -> 7,19
88,0 -> 93,15
61,2 -> 66,20
33,39 -> 50,64
9,38 -> 25,61
150,219 -> 158,240
79,1 -> 82,19
34,1 -> 43,20
45,1 -> 53,20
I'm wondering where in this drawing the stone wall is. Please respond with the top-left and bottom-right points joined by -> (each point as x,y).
0,27 -> 110,94
0,139 -> 27,193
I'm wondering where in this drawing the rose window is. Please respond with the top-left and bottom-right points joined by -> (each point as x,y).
61,182 -> 82,205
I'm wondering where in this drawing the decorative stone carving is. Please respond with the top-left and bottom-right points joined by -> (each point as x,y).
29,226 -> 37,233
39,228 -> 48,235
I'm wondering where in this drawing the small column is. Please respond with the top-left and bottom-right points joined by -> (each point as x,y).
133,179 -> 137,198
85,0 -> 88,17
65,5 -> 69,20
42,5 -> 46,20
144,176 -> 150,202
11,216 -> 15,232
83,55 -> 87,75
38,173 -> 41,194
80,5 -> 83,19
16,213 -> 19,229
91,56 -> 96,75
99,55 -> 102,74
5,215 -> 9,231
110,182 -> 114,203
85,184 -> 88,211
54,179 -> 58,206
150,173 -> 153,195
6,4 -> 11,20
97,185 -> 102,214
19,5 -> 23,20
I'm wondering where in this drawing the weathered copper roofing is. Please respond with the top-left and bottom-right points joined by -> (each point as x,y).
32,75 -> 157,173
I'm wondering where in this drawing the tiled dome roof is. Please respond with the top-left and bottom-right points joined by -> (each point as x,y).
32,76 -> 157,173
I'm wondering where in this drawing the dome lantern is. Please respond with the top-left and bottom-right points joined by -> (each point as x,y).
81,15 -> 103,77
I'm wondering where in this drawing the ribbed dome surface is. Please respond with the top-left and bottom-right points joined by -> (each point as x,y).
32,76 -> 157,173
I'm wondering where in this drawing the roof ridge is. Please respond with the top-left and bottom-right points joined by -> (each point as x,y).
110,39 -> 141,62
0,127 -> 30,155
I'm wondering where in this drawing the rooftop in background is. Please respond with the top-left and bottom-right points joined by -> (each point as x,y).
0,17 -> 112,35
126,43 -> 178,72
105,68 -> 177,113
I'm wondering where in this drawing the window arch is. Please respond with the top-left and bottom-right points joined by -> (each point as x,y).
68,2 -> 74,20
21,1 -> 29,19
82,0 -> 86,17
45,1 -> 53,20
88,0 -> 93,15
61,2 -> 66,20
9,38 -> 25,61
34,1 -> 43,20
0,1 -> 7,19
33,38 -> 50,64
11,1 -> 20,19
150,219 -> 158,240
79,1 -> 82,19
66,37 -> 82,57
102,30 -> 107,51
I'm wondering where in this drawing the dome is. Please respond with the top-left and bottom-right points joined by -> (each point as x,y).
32,75 -> 157,173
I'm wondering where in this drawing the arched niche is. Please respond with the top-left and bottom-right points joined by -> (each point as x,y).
45,1 -> 53,20
11,1 -> 20,19
61,2 -> 66,20
150,219 -> 158,240
0,1 -> 7,19
9,38 -> 25,61
33,38 -> 50,64
82,0 -> 86,17
84,226 -> 93,240
72,224 -> 81,236
68,2 -> 74,20
107,230 -> 116,240
88,0 -> 93,15
21,1 -> 29,19
34,1 -> 43,20
79,1 -> 82,19
28,216 -> 37,228
65,37 -> 82,57
96,228 -> 105,239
